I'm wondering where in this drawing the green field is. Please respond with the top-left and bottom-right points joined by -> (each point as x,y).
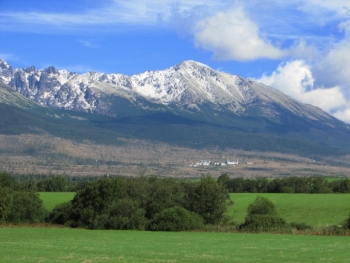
228,193 -> 350,227
39,192 -> 75,211
0,227 -> 350,263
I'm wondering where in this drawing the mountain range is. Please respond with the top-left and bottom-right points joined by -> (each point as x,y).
0,59 -> 336,123
1,59 -> 350,174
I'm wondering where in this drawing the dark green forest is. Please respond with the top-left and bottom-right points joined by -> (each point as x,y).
10,172 -> 350,194
217,174 -> 350,193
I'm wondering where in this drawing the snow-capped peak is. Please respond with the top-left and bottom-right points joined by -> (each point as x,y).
0,59 -> 332,122
0,59 -> 11,70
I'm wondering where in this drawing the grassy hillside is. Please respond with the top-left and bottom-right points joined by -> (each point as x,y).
0,228 -> 349,262
228,193 -> 350,227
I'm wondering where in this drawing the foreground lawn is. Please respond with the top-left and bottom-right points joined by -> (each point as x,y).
1,227 -> 350,263
39,192 -> 75,211
228,193 -> 350,227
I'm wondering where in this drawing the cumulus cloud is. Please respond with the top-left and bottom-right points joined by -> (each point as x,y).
313,27 -> 350,94
193,7 -> 284,61
333,107 -> 350,123
256,60 -> 347,114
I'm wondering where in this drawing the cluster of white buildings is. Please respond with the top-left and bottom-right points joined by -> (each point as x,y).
190,159 -> 240,167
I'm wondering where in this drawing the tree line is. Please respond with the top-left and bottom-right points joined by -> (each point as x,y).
218,174 -> 350,193
9,174 -> 98,192
10,173 -> 350,194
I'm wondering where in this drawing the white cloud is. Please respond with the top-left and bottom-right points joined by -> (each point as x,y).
57,64 -> 96,73
312,23 -> 350,92
257,60 -> 347,114
0,1 -> 230,33
333,107 -> 350,123
300,0 -> 350,14
0,53 -> 17,61
193,7 -> 284,61
79,40 -> 99,48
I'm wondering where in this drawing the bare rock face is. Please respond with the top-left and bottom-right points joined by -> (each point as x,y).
0,59 -> 333,123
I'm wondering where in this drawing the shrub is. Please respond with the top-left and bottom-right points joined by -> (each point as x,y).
48,201 -> 73,225
149,206 -> 204,231
93,199 -> 148,230
247,196 -> 277,216
345,213 -> 350,230
0,187 -> 13,222
313,225 -> 349,236
239,196 -> 287,231
192,176 -> 232,224
240,214 -> 287,231
7,191 -> 49,223
0,172 -> 18,190
281,187 -> 294,193
289,222 -> 312,230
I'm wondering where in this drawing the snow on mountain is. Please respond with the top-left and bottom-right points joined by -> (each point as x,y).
0,59 -> 332,122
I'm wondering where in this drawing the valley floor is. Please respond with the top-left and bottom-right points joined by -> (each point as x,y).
1,134 -> 350,177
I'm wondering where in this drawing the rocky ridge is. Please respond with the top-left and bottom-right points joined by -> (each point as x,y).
0,59 -> 333,123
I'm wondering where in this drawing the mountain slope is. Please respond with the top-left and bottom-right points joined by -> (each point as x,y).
0,59 -> 338,124
1,60 -> 350,159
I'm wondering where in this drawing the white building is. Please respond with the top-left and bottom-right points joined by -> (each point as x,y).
227,159 -> 239,165
200,160 -> 211,166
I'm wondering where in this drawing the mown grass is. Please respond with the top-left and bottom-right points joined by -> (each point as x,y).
228,193 -> 350,227
39,192 -> 75,211
1,227 -> 350,263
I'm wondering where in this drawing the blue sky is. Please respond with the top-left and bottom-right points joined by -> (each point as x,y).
1,0 -> 350,122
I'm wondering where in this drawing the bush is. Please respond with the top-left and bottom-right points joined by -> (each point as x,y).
314,225 -> 349,236
289,222 -> 312,230
93,199 -> 148,230
240,214 -> 287,231
239,196 -> 287,231
192,176 -> 232,224
7,191 -> 49,223
48,201 -> 73,225
0,172 -> 18,190
281,187 -> 294,193
345,213 -> 350,230
149,206 -> 204,231
0,187 -> 13,222
247,196 -> 277,215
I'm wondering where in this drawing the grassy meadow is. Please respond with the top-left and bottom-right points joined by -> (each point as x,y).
39,192 -> 75,211
1,227 -> 350,263
228,193 -> 350,227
